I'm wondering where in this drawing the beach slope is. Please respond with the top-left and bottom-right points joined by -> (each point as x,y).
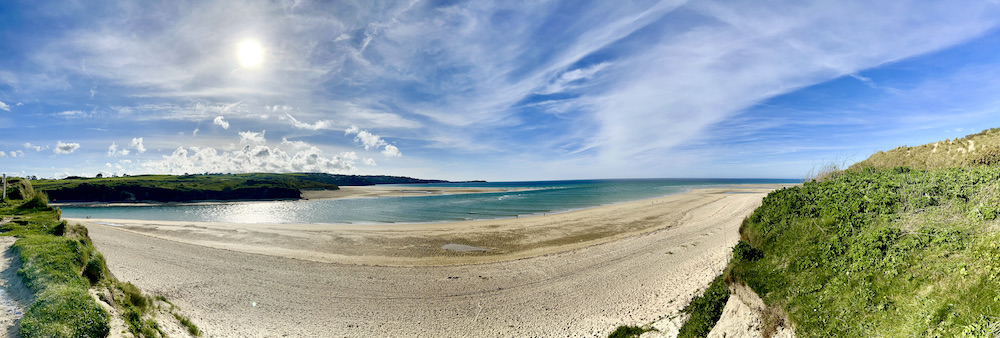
80,186 -> 781,337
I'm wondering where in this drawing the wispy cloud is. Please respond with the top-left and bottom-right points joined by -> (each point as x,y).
3,0 -> 1000,179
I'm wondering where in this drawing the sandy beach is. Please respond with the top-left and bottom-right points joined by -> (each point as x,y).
76,185 -> 785,337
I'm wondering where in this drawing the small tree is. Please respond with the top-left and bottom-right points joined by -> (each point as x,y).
96,173 -> 103,178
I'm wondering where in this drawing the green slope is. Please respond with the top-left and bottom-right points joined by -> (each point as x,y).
717,128 -> 1000,336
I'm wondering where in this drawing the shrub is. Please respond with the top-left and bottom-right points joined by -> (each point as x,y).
83,253 -> 106,285
733,240 -> 762,262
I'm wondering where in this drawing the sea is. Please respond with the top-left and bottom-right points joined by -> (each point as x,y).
57,178 -> 799,224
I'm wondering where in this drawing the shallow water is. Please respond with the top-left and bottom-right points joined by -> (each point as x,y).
59,178 -> 798,224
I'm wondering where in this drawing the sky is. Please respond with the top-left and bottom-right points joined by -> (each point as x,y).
2,0 -> 1000,181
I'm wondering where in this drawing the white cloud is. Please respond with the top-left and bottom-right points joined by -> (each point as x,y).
0,152 -> 5,158
285,113 -> 334,130
239,130 -> 266,145
363,158 -> 377,166
344,125 -> 403,158
192,128 -> 199,136
537,62 -> 612,95
9,151 -> 24,158
130,137 -> 146,153
280,137 -> 312,149
381,144 -> 401,157
107,142 -> 130,156
141,135 -> 359,174
105,162 -> 112,168
54,110 -> 89,118
0,100 -> 9,111
23,143 -> 45,152
213,116 -> 230,129
54,141 -> 80,154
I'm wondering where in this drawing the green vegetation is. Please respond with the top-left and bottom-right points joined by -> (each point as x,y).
2,179 -> 110,337
3,178 -> 200,337
676,274 -> 730,338
727,165 -> 1000,336
607,325 -> 652,338
851,127 -> 1000,170
32,172 -> 458,203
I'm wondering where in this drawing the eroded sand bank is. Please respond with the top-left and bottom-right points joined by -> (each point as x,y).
77,185 -> 787,337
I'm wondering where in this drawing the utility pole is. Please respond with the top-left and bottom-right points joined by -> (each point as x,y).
2,174 -> 6,200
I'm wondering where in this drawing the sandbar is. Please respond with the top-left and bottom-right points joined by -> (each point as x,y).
77,185 -> 789,337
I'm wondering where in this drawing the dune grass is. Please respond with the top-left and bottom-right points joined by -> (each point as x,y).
727,165 -> 1000,336
850,127 -> 1000,170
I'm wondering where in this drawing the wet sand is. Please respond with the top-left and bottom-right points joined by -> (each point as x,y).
77,185 -> 785,337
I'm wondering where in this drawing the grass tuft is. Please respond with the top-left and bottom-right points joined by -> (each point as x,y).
607,325 -> 652,338
677,274 -> 730,338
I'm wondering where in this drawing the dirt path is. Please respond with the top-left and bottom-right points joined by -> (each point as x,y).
0,237 -> 31,337
84,188 -> 774,337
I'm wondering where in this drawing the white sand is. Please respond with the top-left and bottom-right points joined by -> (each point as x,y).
708,284 -> 796,338
77,186 -> 786,337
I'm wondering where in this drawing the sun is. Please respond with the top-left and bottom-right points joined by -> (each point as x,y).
237,39 -> 265,68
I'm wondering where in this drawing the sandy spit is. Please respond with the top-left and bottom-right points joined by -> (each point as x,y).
78,186 -> 785,337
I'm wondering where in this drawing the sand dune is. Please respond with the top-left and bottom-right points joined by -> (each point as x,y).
77,186 -> 783,337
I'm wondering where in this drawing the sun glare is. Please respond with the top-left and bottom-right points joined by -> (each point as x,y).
237,39 -> 265,68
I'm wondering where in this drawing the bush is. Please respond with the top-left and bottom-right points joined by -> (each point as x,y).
83,254 -> 106,285
733,240 -> 763,262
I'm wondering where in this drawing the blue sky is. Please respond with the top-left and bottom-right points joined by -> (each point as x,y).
2,0 -> 1000,181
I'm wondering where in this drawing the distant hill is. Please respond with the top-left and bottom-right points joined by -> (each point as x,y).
850,127 -> 1000,170
31,173 -> 466,203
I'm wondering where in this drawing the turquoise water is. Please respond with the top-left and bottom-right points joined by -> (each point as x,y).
58,178 -> 797,224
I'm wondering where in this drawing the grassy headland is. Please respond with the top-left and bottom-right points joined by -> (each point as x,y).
3,178 -> 199,337
33,173 -> 457,203
669,128 -> 1000,337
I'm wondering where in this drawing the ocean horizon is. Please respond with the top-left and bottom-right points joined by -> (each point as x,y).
58,178 -> 799,224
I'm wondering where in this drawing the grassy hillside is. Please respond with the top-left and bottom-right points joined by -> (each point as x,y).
729,166 -> 1000,336
851,127 -> 1000,170
708,129 -> 1000,337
